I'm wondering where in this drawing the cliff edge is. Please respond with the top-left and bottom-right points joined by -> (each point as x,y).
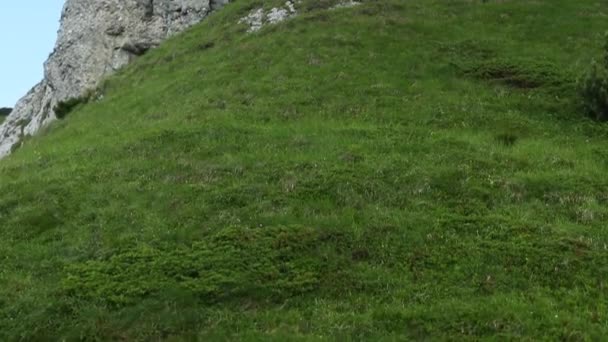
0,0 -> 228,158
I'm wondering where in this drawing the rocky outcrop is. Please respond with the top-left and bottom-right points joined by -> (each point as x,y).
0,0 -> 229,158
238,1 -> 299,33
238,0 -> 360,33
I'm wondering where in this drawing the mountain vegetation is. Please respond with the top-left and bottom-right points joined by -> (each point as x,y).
1,0 -> 608,340
0,108 -> 10,125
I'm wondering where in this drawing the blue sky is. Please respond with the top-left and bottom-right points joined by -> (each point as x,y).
0,1 -> 65,108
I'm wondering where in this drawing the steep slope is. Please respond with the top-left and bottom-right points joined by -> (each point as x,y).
0,0 -> 229,158
1,0 -> 608,340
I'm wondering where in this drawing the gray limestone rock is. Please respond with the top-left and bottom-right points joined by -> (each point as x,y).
0,0 -> 229,158
239,1 -> 300,33
238,0 -> 360,34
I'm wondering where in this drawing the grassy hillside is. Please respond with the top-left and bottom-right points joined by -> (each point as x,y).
2,0 -> 608,339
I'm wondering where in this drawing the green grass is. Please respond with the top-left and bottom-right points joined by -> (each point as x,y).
1,0 -> 608,339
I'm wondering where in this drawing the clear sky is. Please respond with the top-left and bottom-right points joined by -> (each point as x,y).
0,1 -> 65,108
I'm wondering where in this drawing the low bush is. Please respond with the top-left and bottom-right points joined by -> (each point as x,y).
53,96 -> 89,119
465,58 -> 568,91
63,225 -> 345,306
0,107 -> 12,116
579,33 -> 608,121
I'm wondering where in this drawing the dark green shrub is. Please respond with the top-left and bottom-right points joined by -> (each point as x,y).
63,225 -> 343,306
0,107 -> 12,116
579,33 -> 608,121
495,132 -> 518,147
53,96 -> 88,119
465,58 -> 568,90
